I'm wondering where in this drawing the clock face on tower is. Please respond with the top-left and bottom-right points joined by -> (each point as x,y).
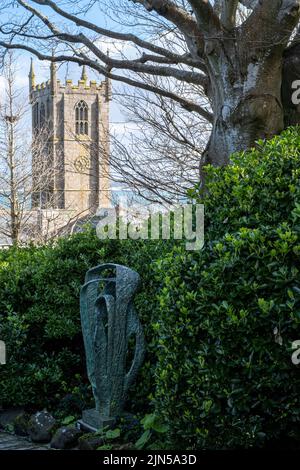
74,154 -> 90,173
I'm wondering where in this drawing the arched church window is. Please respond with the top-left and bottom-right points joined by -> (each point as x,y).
40,103 -> 46,128
75,100 -> 88,135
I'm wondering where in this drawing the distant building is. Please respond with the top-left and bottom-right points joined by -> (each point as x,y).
29,59 -> 111,215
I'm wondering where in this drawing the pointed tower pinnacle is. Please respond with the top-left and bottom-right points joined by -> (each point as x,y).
29,58 -> 35,92
81,65 -> 88,83
50,50 -> 57,96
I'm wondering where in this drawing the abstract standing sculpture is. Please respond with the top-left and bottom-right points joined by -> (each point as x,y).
79,264 -> 145,431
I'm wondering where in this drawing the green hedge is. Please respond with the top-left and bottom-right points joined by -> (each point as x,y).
153,127 -> 300,448
0,231 -> 115,409
0,229 -> 173,413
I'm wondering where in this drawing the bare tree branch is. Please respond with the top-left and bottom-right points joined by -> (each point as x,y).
0,41 -> 212,121
187,0 -> 221,33
25,0 -> 204,63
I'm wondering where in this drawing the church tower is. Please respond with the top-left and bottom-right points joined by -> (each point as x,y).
29,59 -> 111,214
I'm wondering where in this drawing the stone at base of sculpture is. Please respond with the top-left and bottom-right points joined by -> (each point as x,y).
79,264 -> 145,432
78,409 -> 116,432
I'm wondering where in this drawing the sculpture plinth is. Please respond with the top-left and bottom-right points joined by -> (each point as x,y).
79,410 -> 116,432
78,264 -> 145,432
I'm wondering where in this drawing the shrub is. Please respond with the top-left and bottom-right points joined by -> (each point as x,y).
0,229 -> 118,408
0,226 -> 174,413
154,127 -> 300,449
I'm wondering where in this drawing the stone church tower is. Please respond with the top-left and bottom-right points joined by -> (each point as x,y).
29,60 -> 111,215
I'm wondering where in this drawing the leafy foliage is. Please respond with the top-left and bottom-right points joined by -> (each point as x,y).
0,227 -> 172,411
135,413 -> 170,450
154,127 -> 300,449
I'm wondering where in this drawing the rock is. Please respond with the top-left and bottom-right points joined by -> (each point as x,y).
28,410 -> 57,443
50,426 -> 82,449
13,412 -> 31,437
78,433 -> 104,450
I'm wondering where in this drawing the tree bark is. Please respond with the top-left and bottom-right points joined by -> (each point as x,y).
200,0 -> 300,168
202,32 -> 289,169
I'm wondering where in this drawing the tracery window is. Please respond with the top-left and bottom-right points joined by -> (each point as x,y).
40,103 -> 46,128
75,100 -> 88,135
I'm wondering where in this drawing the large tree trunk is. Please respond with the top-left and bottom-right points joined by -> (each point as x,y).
202,31 -> 287,169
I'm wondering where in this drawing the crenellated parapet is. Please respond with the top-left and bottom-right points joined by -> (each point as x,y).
29,61 -> 110,103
